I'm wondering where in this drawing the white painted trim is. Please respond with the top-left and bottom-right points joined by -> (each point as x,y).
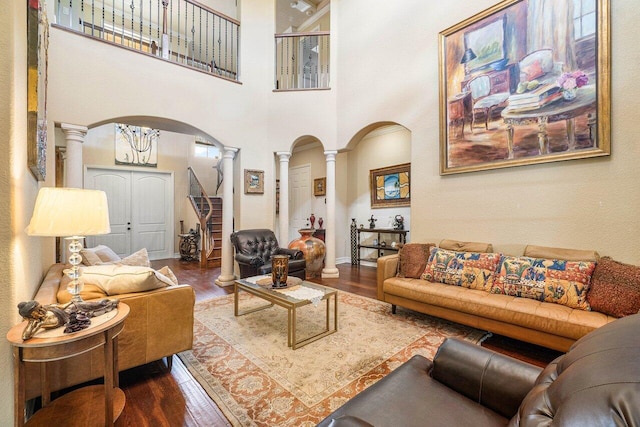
361,124 -> 406,140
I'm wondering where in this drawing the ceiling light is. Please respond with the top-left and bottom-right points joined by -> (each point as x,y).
290,0 -> 314,13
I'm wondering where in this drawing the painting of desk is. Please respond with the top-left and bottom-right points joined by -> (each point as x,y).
501,85 -> 596,159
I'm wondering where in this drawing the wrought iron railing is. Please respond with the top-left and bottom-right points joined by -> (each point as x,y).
187,167 -> 222,268
274,31 -> 330,90
54,0 -> 240,80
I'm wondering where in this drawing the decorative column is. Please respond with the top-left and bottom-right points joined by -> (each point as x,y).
276,152 -> 291,246
215,147 -> 239,287
61,123 -> 88,188
322,150 -> 339,278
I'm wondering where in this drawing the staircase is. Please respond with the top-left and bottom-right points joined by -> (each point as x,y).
188,167 -> 222,268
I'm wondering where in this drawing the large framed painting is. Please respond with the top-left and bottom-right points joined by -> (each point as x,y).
439,0 -> 610,175
370,163 -> 410,208
27,0 -> 49,181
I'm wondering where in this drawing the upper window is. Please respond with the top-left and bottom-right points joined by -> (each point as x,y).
194,142 -> 221,159
573,0 -> 596,39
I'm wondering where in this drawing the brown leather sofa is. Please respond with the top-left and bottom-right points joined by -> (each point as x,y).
317,312 -> 640,426
377,240 -> 616,351
23,263 -> 195,400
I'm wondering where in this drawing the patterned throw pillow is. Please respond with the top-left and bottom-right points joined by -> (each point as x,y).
587,257 -> 640,318
491,256 -> 596,310
421,247 -> 501,291
397,243 -> 435,279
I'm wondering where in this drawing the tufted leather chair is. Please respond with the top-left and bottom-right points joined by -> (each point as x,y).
230,229 -> 306,279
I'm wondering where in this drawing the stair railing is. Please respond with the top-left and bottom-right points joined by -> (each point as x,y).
187,167 -> 215,267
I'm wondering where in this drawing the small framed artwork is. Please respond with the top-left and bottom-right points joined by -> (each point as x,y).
313,177 -> 326,196
115,124 -> 159,167
370,163 -> 411,208
244,169 -> 264,194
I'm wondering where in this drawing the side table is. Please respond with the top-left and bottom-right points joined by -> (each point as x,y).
6,302 -> 130,427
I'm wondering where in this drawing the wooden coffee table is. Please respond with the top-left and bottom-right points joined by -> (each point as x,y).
234,277 -> 338,349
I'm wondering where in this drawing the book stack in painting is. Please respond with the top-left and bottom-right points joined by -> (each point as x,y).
506,84 -> 562,112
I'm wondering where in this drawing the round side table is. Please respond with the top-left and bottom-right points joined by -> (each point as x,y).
6,302 -> 130,426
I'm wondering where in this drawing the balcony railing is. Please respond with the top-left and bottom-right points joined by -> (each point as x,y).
54,0 -> 240,80
274,31 -> 330,90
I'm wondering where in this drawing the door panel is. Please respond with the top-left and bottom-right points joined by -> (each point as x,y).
288,165 -> 311,244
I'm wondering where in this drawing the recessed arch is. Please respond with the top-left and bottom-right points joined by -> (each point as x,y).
344,121 -> 411,151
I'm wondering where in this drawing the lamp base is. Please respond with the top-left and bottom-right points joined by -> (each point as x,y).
65,236 -> 86,302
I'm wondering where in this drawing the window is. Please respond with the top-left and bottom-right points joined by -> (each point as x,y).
573,0 -> 596,40
194,142 -> 221,159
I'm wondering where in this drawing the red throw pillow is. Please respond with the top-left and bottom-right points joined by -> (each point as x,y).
522,60 -> 544,81
587,257 -> 640,318
397,243 -> 435,279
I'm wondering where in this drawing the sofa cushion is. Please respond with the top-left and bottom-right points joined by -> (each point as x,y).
491,256 -> 595,310
397,243 -> 435,279
422,248 -> 501,291
439,239 -> 493,253
57,275 -> 108,303
81,244 -> 121,265
523,244 -> 599,262
587,257 -> 640,318
116,248 -> 151,267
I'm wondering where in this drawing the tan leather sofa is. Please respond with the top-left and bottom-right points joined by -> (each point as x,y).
24,263 -> 195,400
377,240 -> 616,352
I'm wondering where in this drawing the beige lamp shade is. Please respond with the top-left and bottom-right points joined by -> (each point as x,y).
26,187 -> 111,237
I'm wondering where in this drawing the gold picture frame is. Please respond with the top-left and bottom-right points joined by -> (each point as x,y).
244,169 -> 264,194
370,163 -> 410,208
27,0 -> 49,181
313,177 -> 326,196
439,0 -> 610,175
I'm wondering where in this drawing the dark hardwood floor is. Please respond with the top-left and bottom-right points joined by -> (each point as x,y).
107,260 -> 560,426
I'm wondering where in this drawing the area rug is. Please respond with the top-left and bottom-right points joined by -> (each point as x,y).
178,291 -> 487,427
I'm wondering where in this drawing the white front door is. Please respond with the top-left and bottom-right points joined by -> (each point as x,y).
288,164 -> 311,245
85,167 -> 174,260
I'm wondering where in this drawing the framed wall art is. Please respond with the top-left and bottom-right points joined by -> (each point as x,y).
313,177 -> 326,196
439,0 -> 610,175
370,163 -> 410,208
27,0 -> 49,181
244,169 -> 264,194
115,124 -> 159,167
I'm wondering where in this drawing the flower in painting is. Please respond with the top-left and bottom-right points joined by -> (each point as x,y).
557,70 -> 589,91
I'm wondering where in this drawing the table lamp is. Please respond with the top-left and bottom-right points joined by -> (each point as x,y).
26,187 -> 111,302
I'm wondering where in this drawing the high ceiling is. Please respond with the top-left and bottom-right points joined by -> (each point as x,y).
275,0 -> 324,33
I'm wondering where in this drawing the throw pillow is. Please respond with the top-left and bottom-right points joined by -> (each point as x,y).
116,248 -> 151,267
421,247 -> 501,291
521,59 -> 544,81
75,265 -> 170,296
57,273 -> 108,303
587,257 -> 640,318
491,256 -> 596,310
80,245 -> 121,266
157,265 -> 179,285
397,243 -> 435,279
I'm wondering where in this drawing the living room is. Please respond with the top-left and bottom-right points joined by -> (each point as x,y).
2,0 -> 640,425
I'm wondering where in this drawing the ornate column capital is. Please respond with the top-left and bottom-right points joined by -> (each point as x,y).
276,152 -> 291,162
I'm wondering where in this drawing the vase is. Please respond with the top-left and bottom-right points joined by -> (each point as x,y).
271,255 -> 289,287
318,217 -> 323,229
289,228 -> 325,279
562,88 -> 577,101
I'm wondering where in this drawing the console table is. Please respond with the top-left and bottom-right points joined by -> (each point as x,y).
7,303 -> 130,426
356,228 -> 408,265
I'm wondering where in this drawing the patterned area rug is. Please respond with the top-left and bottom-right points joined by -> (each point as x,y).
178,291 -> 487,427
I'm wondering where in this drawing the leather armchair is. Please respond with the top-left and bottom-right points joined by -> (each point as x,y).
318,313 -> 640,426
230,229 -> 306,279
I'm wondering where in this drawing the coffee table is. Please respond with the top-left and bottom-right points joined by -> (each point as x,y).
234,276 -> 338,349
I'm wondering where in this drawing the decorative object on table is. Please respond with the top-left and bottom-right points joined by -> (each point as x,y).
179,221 -> 200,261
373,239 -> 378,246
318,217 -> 323,229
439,0 -> 610,175
368,215 -> 377,229
244,169 -> 264,194
393,214 -> 405,230
288,228 -> 326,279
313,177 -> 326,196
359,224 -> 364,229
18,300 -> 68,340
380,241 -> 387,247
351,218 -> 358,265
275,179 -> 280,214
271,254 -> 289,287
115,123 -> 159,167
26,187 -> 111,303
309,213 -> 316,229
27,0 -> 49,181
370,163 -> 410,208
557,70 -> 589,101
